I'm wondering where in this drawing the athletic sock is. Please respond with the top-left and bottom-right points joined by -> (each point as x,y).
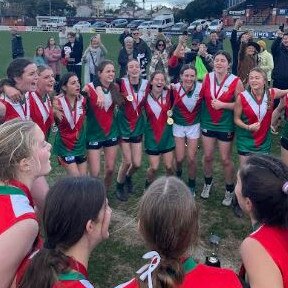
204,177 -> 213,185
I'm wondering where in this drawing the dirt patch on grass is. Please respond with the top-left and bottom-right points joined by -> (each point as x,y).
110,207 -> 242,272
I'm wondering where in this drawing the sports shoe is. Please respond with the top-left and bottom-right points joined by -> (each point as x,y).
201,183 -> 212,199
125,176 -> 134,194
190,186 -> 196,197
222,190 -> 233,206
116,185 -> 128,202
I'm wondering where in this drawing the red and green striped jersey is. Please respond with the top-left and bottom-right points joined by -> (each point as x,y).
144,89 -> 175,152
117,78 -> 148,138
282,93 -> 288,140
236,89 -> 275,153
173,82 -> 202,126
201,72 -> 240,132
53,94 -> 86,157
86,83 -> 119,143
28,91 -> 53,139
115,257 -> 242,288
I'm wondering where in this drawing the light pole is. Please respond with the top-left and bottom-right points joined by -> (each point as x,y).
49,0 -> 52,16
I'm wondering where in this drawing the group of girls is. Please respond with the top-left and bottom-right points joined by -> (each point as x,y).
0,120 -> 287,288
2,48 -> 288,207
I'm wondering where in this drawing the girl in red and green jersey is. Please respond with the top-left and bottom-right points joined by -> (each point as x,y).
173,64 -> 202,195
115,177 -> 243,288
200,51 -> 244,207
83,60 -> 123,190
53,72 -> 87,176
116,59 -> 149,201
0,119 -> 51,287
235,155 -> 288,288
235,67 -> 288,167
19,176 -> 112,288
272,92 -> 288,166
144,71 -> 175,187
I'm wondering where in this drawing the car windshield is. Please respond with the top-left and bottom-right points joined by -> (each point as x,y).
210,20 -> 218,25
153,20 -> 162,25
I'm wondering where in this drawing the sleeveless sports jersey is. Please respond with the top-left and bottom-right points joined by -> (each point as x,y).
116,257 -> 242,288
28,91 -> 53,139
86,83 -> 119,144
236,89 -> 275,154
249,225 -> 288,288
0,93 -> 30,122
53,94 -> 86,157
53,257 -> 94,288
0,180 -> 39,286
281,94 -> 288,140
117,78 -> 148,138
173,82 -> 202,126
144,89 -> 175,152
201,72 -> 240,132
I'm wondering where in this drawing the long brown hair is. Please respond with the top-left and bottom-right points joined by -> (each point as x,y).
98,60 -> 123,106
138,176 -> 199,288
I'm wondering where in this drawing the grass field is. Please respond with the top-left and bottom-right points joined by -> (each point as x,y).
0,30 -> 281,287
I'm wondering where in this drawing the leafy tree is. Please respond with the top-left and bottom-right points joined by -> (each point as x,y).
120,0 -> 138,9
184,0 -> 224,22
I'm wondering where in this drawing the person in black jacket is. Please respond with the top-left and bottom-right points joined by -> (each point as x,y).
119,28 -> 132,46
271,30 -> 288,90
11,28 -> 24,59
61,32 -> 83,85
230,19 -> 252,75
132,29 -> 151,79
207,31 -> 223,56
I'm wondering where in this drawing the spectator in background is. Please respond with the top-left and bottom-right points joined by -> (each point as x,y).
237,41 -> 260,86
149,39 -> 169,77
11,27 -> 24,59
216,25 -> 225,43
82,34 -> 107,84
33,46 -> 46,67
141,29 -> 154,49
119,28 -> 132,46
58,26 -> 67,48
118,36 -> 137,78
257,40 -> 274,86
61,32 -> 83,85
75,28 -> 83,52
207,31 -> 223,56
185,42 -> 213,81
230,19 -> 253,75
271,30 -> 288,107
191,25 -> 204,43
44,37 -> 62,83
132,28 -> 151,79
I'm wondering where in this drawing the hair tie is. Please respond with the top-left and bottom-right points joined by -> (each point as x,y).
136,251 -> 161,288
282,182 -> 288,195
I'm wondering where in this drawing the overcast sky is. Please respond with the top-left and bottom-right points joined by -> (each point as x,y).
106,0 -> 192,9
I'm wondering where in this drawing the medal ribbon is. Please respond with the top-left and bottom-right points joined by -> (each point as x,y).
213,74 -> 229,99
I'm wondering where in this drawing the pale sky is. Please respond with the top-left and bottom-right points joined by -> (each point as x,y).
106,0 -> 192,9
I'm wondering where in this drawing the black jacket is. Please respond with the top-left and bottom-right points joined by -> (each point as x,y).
11,35 -> 24,59
61,41 -> 83,65
118,47 -> 138,78
207,40 -> 223,56
271,37 -> 288,86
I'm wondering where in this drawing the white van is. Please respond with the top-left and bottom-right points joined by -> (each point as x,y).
150,14 -> 174,30
36,16 -> 67,28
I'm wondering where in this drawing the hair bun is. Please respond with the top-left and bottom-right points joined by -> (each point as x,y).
282,181 -> 288,195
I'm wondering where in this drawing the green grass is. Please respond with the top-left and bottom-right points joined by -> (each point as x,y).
1,30 -> 281,287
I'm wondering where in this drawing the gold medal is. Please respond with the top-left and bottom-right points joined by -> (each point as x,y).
167,109 -> 173,117
167,117 -> 174,125
127,94 -> 133,102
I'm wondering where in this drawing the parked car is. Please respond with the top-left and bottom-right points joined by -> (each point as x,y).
187,19 -> 210,32
73,21 -> 91,29
127,19 -> 145,29
91,21 -> 108,28
110,18 -> 128,28
171,22 -> 189,32
138,20 -> 154,29
150,13 -> 174,30
207,19 -> 223,32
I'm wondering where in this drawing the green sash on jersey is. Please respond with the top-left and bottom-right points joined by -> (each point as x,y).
0,186 -> 25,196
183,257 -> 197,273
58,271 -> 86,281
